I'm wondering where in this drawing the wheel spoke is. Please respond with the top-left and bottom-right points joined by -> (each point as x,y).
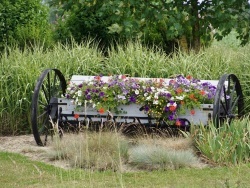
47,72 -> 51,100
222,85 -> 229,111
52,73 -> 57,97
37,111 -> 47,119
230,95 -> 240,114
229,82 -> 236,110
220,99 -> 228,116
227,76 -> 231,95
39,100 -> 47,107
42,84 -> 49,104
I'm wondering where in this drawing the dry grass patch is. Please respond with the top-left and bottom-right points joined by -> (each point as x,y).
47,130 -> 206,171
49,131 -> 129,171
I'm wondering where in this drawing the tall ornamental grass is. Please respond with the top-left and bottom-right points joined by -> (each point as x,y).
0,40 -> 104,135
193,118 -> 250,165
1,36 -> 250,134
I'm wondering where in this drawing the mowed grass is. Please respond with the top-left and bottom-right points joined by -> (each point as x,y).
0,152 -> 250,188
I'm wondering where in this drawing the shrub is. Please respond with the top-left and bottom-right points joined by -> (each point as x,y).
193,118 -> 250,165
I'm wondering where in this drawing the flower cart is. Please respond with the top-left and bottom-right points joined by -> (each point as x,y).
31,69 -> 244,146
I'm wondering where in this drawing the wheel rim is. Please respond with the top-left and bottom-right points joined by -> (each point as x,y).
31,69 -> 66,146
213,74 -> 244,127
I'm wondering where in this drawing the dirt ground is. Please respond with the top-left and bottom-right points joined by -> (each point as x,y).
0,135 -> 71,169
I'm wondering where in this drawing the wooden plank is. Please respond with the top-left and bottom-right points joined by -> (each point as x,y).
70,75 -> 219,86
58,98 -> 213,125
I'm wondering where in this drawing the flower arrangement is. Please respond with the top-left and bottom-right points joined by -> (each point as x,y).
65,75 -> 216,124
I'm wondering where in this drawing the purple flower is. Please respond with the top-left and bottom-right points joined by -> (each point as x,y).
99,92 -> 105,97
166,93 -> 172,98
144,105 -> 150,112
129,95 -> 136,103
164,106 -> 169,112
86,95 -> 91,100
168,114 -> 175,121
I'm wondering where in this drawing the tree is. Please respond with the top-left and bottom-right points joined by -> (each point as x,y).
48,0 -> 250,52
0,0 -> 52,50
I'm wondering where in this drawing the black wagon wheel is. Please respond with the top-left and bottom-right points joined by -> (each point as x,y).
213,74 -> 244,127
31,69 -> 66,146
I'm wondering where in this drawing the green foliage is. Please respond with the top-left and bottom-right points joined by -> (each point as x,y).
0,40 -> 104,135
0,0 -> 52,50
47,0 -> 250,52
1,38 -> 250,135
193,119 -> 250,165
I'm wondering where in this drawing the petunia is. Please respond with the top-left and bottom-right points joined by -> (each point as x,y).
175,119 -> 181,126
175,95 -> 185,100
190,109 -> 195,115
86,95 -> 91,100
144,105 -> 150,111
74,114 -> 79,119
153,99 -> 159,105
129,95 -> 136,103
169,105 -> 177,112
168,114 -> 175,121
99,92 -> 105,97
78,90 -> 82,97
98,107 -> 105,114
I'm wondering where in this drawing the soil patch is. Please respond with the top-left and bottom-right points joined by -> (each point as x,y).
0,135 -> 71,169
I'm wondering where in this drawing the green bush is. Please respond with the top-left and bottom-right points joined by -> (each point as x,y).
193,119 -> 250,165
0,0 -> 53,50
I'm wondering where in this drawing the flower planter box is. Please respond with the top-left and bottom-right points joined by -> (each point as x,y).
62,74 -> 217,126
58,97 -> 213,125
178,104 -> 213,125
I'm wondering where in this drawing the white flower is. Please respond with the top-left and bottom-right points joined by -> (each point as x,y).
154,92 -> 159,99
78,101 -> 82,106
167,102 -> 177,107
151,87 -> 155,91
144,92 -> 148,97
135,89 -> 139,95
153,100 -> 159,104
78,90 -> 82,97
118,95 -> 126,100
175,95 -> 185,100
146,96 -> 151,101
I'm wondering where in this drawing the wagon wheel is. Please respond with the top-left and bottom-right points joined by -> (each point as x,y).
31,69 -> 66,146
213,74 -> 244,127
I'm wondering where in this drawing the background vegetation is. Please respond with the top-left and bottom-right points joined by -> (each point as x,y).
1,35 -> 250,135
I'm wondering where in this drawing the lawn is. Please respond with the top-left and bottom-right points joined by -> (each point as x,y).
1,152 -> 249,188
